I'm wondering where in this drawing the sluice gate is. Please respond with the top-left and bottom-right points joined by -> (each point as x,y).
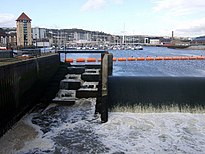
108,76 -> 205,110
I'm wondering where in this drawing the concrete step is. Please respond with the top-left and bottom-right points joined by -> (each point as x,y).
60,79 -> 82,90
81,69 -> 100,82
76,82 -> 98,98
67,66 -> 85,74
52,90 -> 76,105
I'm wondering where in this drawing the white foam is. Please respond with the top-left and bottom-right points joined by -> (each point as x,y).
1,100 -> 205,153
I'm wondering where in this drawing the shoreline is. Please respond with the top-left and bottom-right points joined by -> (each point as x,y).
187,45 -> 205,50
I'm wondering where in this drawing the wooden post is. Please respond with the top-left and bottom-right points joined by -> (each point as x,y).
100,53 -> 110,123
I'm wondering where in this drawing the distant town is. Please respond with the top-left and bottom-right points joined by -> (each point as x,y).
0,12 -> 205,50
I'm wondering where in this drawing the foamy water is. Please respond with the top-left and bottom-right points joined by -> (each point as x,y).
1,99 -> 205,154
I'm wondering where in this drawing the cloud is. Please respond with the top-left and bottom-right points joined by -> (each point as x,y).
81,0 -> 106,11
0,13 -> 15,27
81,0 -> 123,11
152,0 -> 205,16
175,17 -> 205,36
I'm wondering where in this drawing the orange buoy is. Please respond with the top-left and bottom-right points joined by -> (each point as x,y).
172,56 -> 181,60
136,57 -> 145,61
76,58 -> 85,62
118,57 -> 126,61
181,56 -> 189,60
113,57 -> 117,61
189,56 -> 197,60
196,56 -> 205,60
164,57 -> 172,60
146,57 -> 154,61
65,58 -> 74,63
87,58 -> 96,62
127,57 -> 136,61
155,57 -> 163,60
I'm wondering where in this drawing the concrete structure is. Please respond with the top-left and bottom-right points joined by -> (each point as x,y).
0,54 -> 60,136
16,12 -> 32,47
150,39 -> 160,45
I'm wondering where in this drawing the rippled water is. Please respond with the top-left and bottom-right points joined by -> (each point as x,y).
62,47 -> 205,76
1,99 -> 205,154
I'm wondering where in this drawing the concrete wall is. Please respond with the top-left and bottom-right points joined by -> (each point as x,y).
0,50 -> 13,58
0,54 -> 59,135
108,76 -> 205,109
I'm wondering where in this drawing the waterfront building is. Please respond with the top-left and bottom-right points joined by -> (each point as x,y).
32,27 -> 46,40
0,28 -> 17,49
150,38 -> 161,45
191,36 -> 205,45
16,12 -> 32,48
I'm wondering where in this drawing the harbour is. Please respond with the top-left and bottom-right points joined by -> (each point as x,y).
1,1 -> 205,152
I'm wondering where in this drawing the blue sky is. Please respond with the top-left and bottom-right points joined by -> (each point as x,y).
0,0 -> 205,37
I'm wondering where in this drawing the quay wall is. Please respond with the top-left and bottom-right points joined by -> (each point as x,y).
187,45 -> 205,50
108,76 -> 205,109
0,54 -> 60,136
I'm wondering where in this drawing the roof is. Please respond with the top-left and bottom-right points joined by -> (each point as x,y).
16,12 -> 32,21
193,36 -> 205,41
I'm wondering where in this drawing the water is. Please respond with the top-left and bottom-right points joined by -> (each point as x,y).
1,99 -> 205,154
1,47 -> 205,153
62,46 -> 205,76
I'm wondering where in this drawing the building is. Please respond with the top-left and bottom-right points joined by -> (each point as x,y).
32,27 -> 46,40
191,36 -> 205,45
150,39 -> 160,45
16,12 -> 32,48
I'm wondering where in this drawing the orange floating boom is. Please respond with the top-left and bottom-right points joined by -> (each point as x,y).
65,58 -> 74,63
136,57 -> 145,61
155,57 -> 164,60
146,57 -> 154,61
127,57 -> 136,61
87,58 -> 97,62
76,58 -> 85,62
118,57 -> 126,61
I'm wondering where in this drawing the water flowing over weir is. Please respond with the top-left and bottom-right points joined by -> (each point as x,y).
108,76 -> 205,111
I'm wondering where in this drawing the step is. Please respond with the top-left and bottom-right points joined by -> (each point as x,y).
76,82 -> 98,98
81,69 -> 100,82
60,79 -> 82,90
65,74 -> 81,80
67,66 -> 85,74
52,90 -> 76,105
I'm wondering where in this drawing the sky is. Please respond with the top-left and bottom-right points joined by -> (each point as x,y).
0,0 -> 205,37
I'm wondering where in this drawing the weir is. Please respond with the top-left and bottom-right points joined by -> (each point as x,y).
108,76 -> 205,110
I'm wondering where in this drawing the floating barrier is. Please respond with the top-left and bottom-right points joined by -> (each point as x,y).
164,57 -> 172,60
189,56 -> 197,60
136,57 -> 145,61
98,58 -> 101,62
146,57 -> 154,61
127,57 -> 136,61
87,58 -> 96,62
118,57 -> 126,61
76,58 -> 85,62
113,57 -> 117,61
155,57 -> 164,60
68,56 -> 205,63
197,56 -> 205,60
181,57 -> 189,60
65,58 -> 74,63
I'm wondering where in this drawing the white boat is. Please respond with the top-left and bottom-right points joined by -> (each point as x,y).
134,46 -> 143,50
